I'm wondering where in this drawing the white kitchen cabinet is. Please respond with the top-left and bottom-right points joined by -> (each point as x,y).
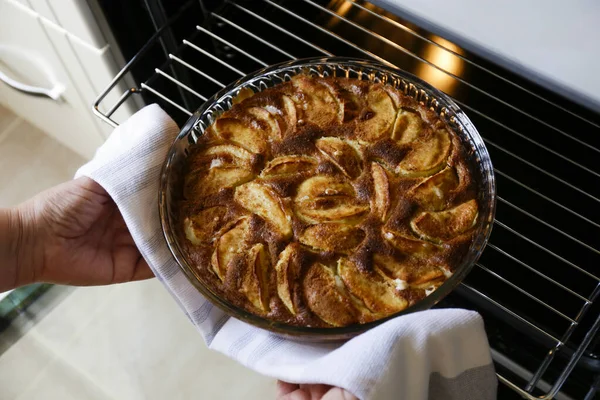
0,0 -> 134,159
0,0 -> 103,159
10,0 -> 107,49
45,0 -> 108,49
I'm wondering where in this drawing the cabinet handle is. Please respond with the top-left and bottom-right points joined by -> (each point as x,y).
0,45 -> 65,101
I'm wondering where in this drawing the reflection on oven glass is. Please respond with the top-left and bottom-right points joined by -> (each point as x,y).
416,36 -> 464,95
325,0 -> 357,30
333,0 -> 352,17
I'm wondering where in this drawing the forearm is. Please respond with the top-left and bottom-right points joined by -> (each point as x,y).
0,207 -> 36,292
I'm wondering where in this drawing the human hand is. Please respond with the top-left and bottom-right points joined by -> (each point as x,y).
277,381 -> 358,400
2,177 -> 153,291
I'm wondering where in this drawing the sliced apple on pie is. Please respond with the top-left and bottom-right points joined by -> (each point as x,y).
333,81 -> 365,122
373,255 -> 445,289
338,257 -> 407,315
382,227 -> 436,257
408,264 -> 447,287
396,128 -> 452,177
183,206 -> 228,245
201,144 -> 255,169
234,181 -> 292,239
213,116 -> 269,154
184,144 -> 255,198
246,106 -> 282,140
412,167 -> 459,210
290,75 -> 343,127
294,176 -> 369,223
241,91 -> 298,137
303,263 -> 358,327
411,199 -> 478,242
211,217 -> 250,281
353,86 -> 397,142
315,137 -> 363,179
275,243 -> 302,315
392,108 -> 423,143
299,223 -> 365,254
278,95 -> 299,136
185,167 -> 254,199
240,243 -> 270,313
261,155 -> 317,177
373,254 -> 411,281
370,162 -> 391,221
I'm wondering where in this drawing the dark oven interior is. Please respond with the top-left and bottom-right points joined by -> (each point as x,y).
94,1 -> 600,398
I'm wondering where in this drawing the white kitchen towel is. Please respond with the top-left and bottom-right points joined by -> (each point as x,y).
77,104 -> 497,400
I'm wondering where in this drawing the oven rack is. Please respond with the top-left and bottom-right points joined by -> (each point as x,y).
93,1 -> 600,398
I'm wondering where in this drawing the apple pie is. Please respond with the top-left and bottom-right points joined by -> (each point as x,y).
179,74 -> 479,327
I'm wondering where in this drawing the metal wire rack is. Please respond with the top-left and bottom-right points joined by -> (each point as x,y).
93,0 -> 600,398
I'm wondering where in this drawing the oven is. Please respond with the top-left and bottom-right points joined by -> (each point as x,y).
90,1 -> 600,398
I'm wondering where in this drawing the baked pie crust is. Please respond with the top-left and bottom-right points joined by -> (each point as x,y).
179,75 -> 479,327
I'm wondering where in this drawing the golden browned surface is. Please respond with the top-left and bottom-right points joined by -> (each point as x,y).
179,75 -> 479,327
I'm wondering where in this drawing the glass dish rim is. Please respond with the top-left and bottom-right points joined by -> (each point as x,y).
159,57 -> 497,340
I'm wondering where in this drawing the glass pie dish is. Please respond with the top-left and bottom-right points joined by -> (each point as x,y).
159,57 -> 496,340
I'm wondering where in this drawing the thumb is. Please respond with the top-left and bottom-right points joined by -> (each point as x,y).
322,387 -> 359,400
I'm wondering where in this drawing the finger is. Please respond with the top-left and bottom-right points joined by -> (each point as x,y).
322,387 -> 359,400
131,257 -> 155,281
278,388 -> 311,400
277,381 -> 300,397
110,207 -> 130,232
113,228 -> 136,247
75,176 -> 110,199
299,384 -> 331,398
